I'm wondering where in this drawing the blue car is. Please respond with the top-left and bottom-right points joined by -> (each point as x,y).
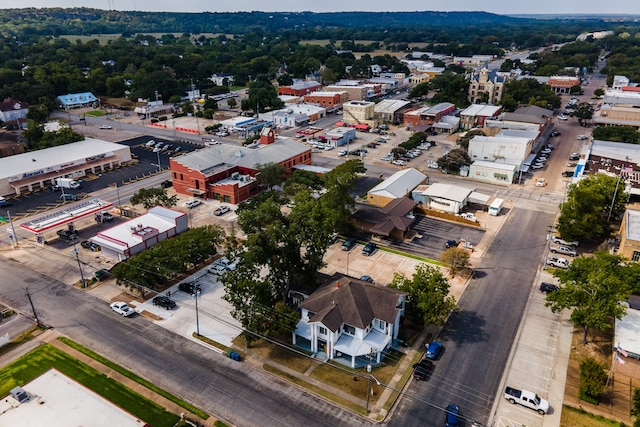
426,341 -> 443,360
445,404 -> 459,427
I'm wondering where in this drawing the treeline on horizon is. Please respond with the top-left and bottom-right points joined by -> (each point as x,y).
0,8 -> 637,49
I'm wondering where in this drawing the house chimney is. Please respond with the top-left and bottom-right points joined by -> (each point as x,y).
335,281 -> 340,288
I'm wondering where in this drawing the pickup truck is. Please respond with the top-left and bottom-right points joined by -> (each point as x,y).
547,257 -> 570,269
504,386 -> 549,415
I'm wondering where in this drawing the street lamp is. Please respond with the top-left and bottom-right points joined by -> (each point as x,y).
110,182 -> 122,215
193,286 -> 201,336
365,364 -> 381,414
71,238 -> 87,288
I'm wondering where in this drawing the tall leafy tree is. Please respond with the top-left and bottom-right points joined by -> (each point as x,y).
389,264 -> 456,327
557,174 -> 628,241
130,188 -> 178,209
545,252 -> 632,344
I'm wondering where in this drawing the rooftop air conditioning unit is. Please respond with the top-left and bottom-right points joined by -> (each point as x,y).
231,172 -> 240,180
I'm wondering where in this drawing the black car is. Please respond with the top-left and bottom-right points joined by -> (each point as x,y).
152,295 -> 177,310
178,281 -> 201,295
341,237 -> 357,251
160,180 -> 173,188
57,229 -> 77,241
80,240 -> 101,251
551,130 -> 561,137
59,194 -> 78,201
561,170 -> 574,177
540,282 -> 559,293
412,359 -> 433,372
362,242 -> 377,256
413,365 -> 431,381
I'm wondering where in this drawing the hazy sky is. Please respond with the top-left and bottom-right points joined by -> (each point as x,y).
6,0 -> 640,15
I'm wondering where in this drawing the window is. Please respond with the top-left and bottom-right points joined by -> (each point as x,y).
343,324 -> 355,336
376,319 -> 387,331
319,326 -> 327,336
632,250 -> 640,262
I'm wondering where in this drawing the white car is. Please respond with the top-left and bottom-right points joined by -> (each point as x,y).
184,199 -> 202,209
207,263 -> 226,274
99,124 -> 113,129
110,301 -> 135,317
213,205 -> 230,216
392,159 -> 405,166
541,148 -> 552,155
381,155 -> 392,161
536,178 -> 547,187
577,135 -> 589,140
531,164 -> 544,170
547,257 -> 571,269
558,115 -> 568,120
338,149 -> 348,156
145,139 -> 156,147
427,162 -> 439,169
458,212 -> 477,222
552,236 -> 579,247
217,257 -> 237,271
550,245 -> 578,257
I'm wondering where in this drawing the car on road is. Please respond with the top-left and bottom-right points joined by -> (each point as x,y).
561,170 -> 574,177
547,257 -> 571,269
445,404 -> 460,427
551,130 -> 561,137
110,301 -> 135,317
425,341 -> 443,360
550,245 -> 577,257
184,199 -> 202,209
445,239 -> 458,249
341,237 -> 357,251
535,178 -> 547,187
99,125 -> 113,129
569,153 -> 580,160
362,242 -> 377,256
81,240 -> 101,251
178,281 -> 201,295
540,282 -> 560,293
577,134 -> 589,140
338,149 -> 348,156
152,295 -> 177,310
214,205 -> 231,216
552,236 -> 579,247
359,275 -> 374,283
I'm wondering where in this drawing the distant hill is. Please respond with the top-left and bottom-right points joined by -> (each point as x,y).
0,8 -> 545,36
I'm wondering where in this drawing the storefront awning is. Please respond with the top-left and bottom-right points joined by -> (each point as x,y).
187,188 -> 205,195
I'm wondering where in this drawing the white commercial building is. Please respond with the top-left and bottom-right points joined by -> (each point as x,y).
90,206 -> 188,261
469,160 -> 518,185
0,138 -> 131,196
468,129 -> 538,167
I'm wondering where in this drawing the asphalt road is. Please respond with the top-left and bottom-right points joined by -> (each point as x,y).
0,256 -> 370,427
388,206 -> 554,426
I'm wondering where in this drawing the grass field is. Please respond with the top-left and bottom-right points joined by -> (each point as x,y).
560,405 -> 628,427
0,343 -> 180,427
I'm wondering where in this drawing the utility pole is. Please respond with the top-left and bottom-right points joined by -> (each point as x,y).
25,287 -> 40,326
7,210 -> 18,248
72,239 -> 87,288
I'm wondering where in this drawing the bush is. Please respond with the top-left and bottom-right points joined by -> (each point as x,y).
579,357 -> 607,403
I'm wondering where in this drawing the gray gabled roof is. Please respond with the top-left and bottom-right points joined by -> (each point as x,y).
301,275 -> 405,333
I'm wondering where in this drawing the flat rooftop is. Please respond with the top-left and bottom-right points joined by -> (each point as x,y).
0,369 -> 146,427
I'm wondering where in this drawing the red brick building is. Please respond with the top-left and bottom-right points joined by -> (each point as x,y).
278,81 -> 322,97
169,132 -> 312,204
403,102 -> 456,128
548,76 -> 580,94
304,91 -> 349,110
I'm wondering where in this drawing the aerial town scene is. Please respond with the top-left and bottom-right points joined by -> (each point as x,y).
0,2 -> 640,427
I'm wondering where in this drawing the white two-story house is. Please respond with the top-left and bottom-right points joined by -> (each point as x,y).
293,274 -> 406,368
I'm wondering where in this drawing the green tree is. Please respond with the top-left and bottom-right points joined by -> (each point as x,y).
592,125 -> 640,144
439,247 -> 470,276
283,169 -> 324,197
437,147 -> 471,175
579,358 -> 607,402
557,174 -> 628,241
545,252 -> 632,344
571,102 -> 594,126
255,162 -> 287,190
241,74 -> 284,113
389,264 -> 456,327
226,98 -> 237,109
130,188 -> 178,209
631,388 -> 640,425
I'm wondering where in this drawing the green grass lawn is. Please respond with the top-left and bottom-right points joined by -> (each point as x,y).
0,344 -> 180,427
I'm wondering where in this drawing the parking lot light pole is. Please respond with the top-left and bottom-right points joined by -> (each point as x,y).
72,239 -> 87,288
193,287 -> 200,336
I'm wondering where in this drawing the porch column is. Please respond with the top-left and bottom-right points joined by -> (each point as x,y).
351,354 -> 355,368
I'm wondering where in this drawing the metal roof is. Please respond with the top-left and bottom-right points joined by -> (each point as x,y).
421,183 -> 475,203
368,168 -> 427,199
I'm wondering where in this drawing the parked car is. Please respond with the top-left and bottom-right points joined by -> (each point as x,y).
569,153 -> 580,161
99,124 -> 113,129
362,242 -> 377,256
550,245 -> 578,257
338,149 -> 348,156
458,212 -> 477,222
547,257 -> 571,269
381,155 -> 392,161
145,139 -> 156,147
551,130 -> 561,137
391,159 -> 405,166
216,257 -> 237,271
445,404 -> 460,427
425,341 -> 443,360
413,365 -> 432,381
152,295 -> 177,310
541,148 -> 552,155
552,236 -> 579,247
540,282 -> 560,293
359,275 -> 374,283
160,180 -> 173,188
57,229 -> 77,241
178,281 -> 201,295
60,194 -> 78,201
558,114 -> 568,120
214,205 -> 231,216
535,178 -> 547,187
531,164 -> 544,170
561,170 -> 574,178
207,263 -> 227,275
110,301 -> 135,317
81,240 -> 101,251
445,239 -> 458,249
427,161 -> 439,169
412,358 -> 433,372
341,237 -> 357,251
577,135 -> 589,140
184,199 -> 202,209
101,212 -> 114,222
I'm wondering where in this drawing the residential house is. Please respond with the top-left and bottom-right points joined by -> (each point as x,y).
351,198 -> 418,241
0,98 -> 29,128
293,274 -> 407,367
210,73 -> 234,87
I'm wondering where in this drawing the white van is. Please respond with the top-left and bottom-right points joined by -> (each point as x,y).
488,198 -> 504,216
